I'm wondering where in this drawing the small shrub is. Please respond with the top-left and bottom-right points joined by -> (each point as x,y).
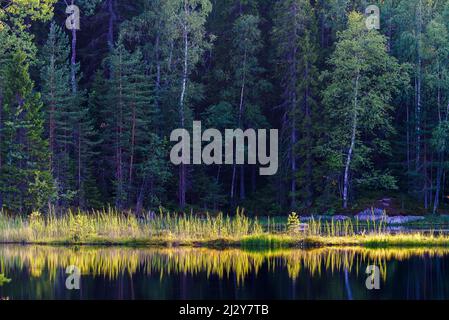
29,211 -> 44,238
70,214 -> 95,242
287,212 -> 300,234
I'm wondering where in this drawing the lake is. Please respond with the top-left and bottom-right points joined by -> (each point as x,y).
0,245 -> 448,300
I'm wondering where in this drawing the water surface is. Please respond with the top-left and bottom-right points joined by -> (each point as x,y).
0,245 -> 448,300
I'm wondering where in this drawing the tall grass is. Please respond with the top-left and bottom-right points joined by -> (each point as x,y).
304,214 -> 388,238
0,207 -> 264,245
299,214 -> 449,247
2,208 -> 449,248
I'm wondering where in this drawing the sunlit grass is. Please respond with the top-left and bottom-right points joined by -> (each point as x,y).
0,207 -> 265,246
2,208 -> 449,248
301,216 -> 449,247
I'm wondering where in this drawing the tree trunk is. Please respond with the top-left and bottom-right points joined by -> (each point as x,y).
115,50 -> 124,209
423,120 -> 428,210
231,48 -> 247,204
71,0 -> 77,95
0,86 -> 3,208
135,177 -> 149,216
304,59 -> 312,208
240,165 -> 245,200
251,165 -> 256,194
433,65 -> 443,214
343,73 -> 360,209
434,152 -> 443,214
178,0 -> 189,209
77,123 -> 83,208
290,1 -> 299,210
129,102 -> 136,204
291,113 -> 297,209
107,0 -> 116,51
49,55 -> 56,172
406,100 -> 411,176
154,32 -> 161,116
415,0 -> 423,172
70,0 -> 82,206
230,164 -> 236,204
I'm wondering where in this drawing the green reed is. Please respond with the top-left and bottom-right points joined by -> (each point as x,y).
2,208 -> 449,248
304,210 -> 388,238
0,207 -> 264,244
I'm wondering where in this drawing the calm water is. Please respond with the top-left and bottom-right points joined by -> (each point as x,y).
0,245 -> 449,300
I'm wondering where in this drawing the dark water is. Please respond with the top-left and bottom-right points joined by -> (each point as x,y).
0,245 -> 449,300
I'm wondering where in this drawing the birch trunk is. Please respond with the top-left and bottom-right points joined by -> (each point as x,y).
231,48 -> 247,203
343,73 -> 360,209
178,0 -> 189,209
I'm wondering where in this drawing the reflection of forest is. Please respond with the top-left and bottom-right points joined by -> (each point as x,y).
1,246 -> 448,283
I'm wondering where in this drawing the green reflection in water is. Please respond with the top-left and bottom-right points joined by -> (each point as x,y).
1,245 -> 448,284
0,274 -> 11,286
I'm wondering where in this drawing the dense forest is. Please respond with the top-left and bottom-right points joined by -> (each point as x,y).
2,0 -> 449,216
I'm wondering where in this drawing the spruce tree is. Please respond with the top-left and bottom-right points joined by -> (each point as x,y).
0,51 -> 53,213
40,22 -> 76,208
272,0 -> 319,211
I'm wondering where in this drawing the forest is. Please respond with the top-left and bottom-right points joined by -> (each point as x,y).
0,0 -> 448,217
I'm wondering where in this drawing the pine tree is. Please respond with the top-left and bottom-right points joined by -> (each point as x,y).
102,44 -> 168,210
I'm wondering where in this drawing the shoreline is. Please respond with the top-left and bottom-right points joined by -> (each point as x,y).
2,233 -> 449,249
3,209 -> 449,250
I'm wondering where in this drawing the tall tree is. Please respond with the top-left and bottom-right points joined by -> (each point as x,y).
272,0 -> 319,211
0,51 -> 53,213
422,14 -> 449,213
321,12 -> 407,209
40,22 -> 76,208
102,44 -> 169,210
169,0 -> 212,209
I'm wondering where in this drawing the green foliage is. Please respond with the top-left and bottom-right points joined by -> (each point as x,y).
287,212 -> 300,234
272,0 -> 319,210
28,171 -> 57,211
4,0 -> 449,215
0,273 -> 11,286
0,51 -> 52,213
320,12 -> 408,206
69,213 -> 95,242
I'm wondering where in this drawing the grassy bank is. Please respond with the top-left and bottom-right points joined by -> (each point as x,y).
0,208 -> 265,246
2,209 -> 449,248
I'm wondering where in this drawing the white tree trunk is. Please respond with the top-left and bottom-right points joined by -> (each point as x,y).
343,73 -> 360,209
178,0 -> 189,209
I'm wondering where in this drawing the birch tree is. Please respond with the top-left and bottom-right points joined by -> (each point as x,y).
322,12 -> 407,209
169,0 -> 212,209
